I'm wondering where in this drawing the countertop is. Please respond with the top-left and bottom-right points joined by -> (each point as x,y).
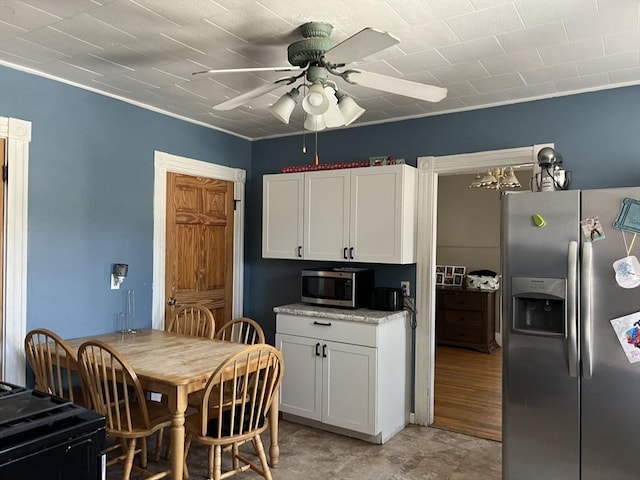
273,303 -> 407,324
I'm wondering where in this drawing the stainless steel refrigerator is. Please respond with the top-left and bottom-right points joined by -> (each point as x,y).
502,187 -> 640,480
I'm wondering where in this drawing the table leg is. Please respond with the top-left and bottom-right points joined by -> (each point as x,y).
168,388 -> 188,479
269,388 -> 279,467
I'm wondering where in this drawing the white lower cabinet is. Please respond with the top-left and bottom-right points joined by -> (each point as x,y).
275,311 -> 408,443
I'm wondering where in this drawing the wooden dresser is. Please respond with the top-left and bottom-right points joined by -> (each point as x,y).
436,287 -> 497,353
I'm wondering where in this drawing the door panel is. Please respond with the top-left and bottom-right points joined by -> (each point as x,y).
323,341 -> 376,434
581,187 -> 640,480
166,173 -> 234,329
502,190 -> 580,480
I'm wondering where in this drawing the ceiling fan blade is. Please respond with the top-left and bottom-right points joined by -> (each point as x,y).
193,66 -> 303,76
346,70 -> 447,103
323,27 -> 399,65
213,77 -> 297,111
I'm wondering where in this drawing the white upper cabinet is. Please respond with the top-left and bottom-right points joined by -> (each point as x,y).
262,173 -> 304,259
262,164 -> 417,264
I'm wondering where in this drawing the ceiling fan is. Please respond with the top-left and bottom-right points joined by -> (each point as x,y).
193,22 -> 448,130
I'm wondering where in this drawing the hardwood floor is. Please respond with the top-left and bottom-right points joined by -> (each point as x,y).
433,345 -> 502,442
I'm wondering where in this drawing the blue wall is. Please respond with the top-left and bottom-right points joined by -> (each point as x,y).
0,65 -> 251,338
248,86 -> 640,342
1,62 -> 639,345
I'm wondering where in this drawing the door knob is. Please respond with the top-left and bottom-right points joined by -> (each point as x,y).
167,297 -> 177,306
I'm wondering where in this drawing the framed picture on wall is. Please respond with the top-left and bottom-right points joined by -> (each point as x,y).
436,265 -> 466,286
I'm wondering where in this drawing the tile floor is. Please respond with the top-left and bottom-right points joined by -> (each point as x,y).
107,420 -> 502,479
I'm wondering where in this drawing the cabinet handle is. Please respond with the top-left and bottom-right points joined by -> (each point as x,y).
343,247 -> 348,260
349,247 -> 354,259
313,321 -> 332,327
297,246 -> 302,258
322,344 -> 327,358
315,342 -> 321,356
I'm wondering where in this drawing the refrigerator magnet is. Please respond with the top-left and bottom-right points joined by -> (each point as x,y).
612,255 -> 640,289
613,198 -> 640,234
610,312 -> 640,363
580,216 -> 605,242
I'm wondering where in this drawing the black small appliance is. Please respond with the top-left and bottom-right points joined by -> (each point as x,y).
372,287 -> 404,311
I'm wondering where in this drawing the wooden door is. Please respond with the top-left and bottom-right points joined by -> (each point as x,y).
165,172 -> 234,330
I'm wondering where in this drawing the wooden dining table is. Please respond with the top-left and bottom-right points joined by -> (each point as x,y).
64,329 -> 280,480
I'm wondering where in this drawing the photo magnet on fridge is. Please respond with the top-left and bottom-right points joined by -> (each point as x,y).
581,216 -> 605,242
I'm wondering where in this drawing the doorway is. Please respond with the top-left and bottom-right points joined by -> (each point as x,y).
413,144 -> 551,428
151,151 -> 246,331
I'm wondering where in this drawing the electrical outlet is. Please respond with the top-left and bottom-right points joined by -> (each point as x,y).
400,281 -> 410,297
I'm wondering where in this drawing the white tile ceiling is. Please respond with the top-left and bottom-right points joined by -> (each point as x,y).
1,0 -> 639,140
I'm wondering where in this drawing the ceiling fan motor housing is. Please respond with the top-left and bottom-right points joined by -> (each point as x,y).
287,21 -> 337,67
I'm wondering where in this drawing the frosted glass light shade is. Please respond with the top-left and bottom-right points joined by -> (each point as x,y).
337,92 -> 365,125
302,82 -> 329,115
323,86 -> 345,128
269,88 -> 299,124
304,113 -> 327,131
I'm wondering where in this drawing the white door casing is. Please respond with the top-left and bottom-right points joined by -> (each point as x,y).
413,144 -> 552,426
1,117 -> 31,385
152,151 -> 245,330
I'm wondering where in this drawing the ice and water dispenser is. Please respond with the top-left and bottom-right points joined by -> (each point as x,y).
511,277 -> 566,337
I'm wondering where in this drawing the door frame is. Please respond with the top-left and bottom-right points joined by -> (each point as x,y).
151,151 -> 245,330
1,117 -> 31,385
413,143 -> 552,425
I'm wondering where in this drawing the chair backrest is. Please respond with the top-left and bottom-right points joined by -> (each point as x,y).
24,328 -> 85,405
77,340 -> 151,434
195,344 -> 283,442
167,304 -> 215,339
214,317 -> 265,345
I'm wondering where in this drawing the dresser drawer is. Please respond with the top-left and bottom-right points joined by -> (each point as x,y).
441,293 -> 483,311
443,324 -> 483,344
442,309 -> 483,327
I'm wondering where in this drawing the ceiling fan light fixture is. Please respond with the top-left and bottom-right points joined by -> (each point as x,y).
323,86 -> 345,128
336,91 -> 365,126
302,81 -> 330,115
269,88 -> 300,124
304,113 -> 327,131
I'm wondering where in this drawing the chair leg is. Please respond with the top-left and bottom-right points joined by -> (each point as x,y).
232,443 -> 240,470
183,434 -> 192,480
253,434 -> 272,480
154,428 -> 164,462
140,437 -> 148,468
209,444 -> 222,480
122,438 -> 137,480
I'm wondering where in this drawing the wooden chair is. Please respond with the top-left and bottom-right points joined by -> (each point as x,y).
24,328 -> 86,406
183,344 -> 284,480
215,317 -> 265,345
77,340 -> 172,480
166,304 -> 216,339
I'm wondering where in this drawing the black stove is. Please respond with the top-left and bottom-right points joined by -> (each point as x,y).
0,381 -> 105,480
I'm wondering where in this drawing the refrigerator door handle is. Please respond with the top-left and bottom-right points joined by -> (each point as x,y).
567,241 -> 578,378
581,241 -> 593,379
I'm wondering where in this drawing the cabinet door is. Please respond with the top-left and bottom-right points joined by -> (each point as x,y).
304,170 -> 350,261
275,333 -> 322,420
350,165 -> 416,264
262,173 -> 304,259
322,340 -> 377,434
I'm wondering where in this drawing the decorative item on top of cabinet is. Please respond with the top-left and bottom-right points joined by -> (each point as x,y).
436,287 -> 497,353
262,164 -> 417,264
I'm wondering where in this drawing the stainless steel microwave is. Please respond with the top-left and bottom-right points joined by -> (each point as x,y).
301,267 -> 374,309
